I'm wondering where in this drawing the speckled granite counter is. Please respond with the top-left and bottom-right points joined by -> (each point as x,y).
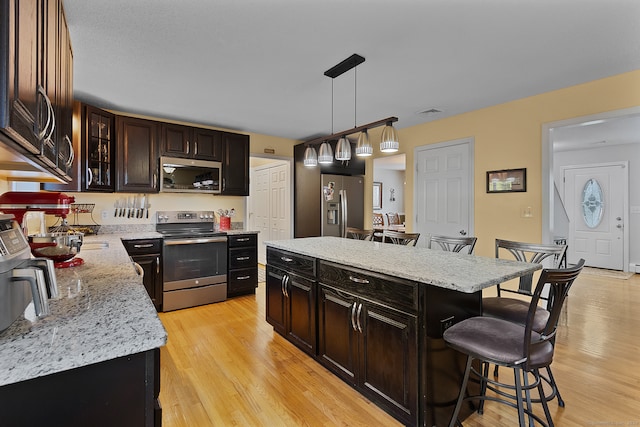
0,234 -> 167,387
266,236 -> 541,293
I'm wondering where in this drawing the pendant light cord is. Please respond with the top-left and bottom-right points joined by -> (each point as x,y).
354,66 -> 357,128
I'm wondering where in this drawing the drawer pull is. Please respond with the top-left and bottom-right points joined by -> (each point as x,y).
280,256 -> 293,263
237,238 -> 250,242
236,256 -> 250,261
349,275 -> 370,284
134,243 -> 154,248
237,275 -> 251,280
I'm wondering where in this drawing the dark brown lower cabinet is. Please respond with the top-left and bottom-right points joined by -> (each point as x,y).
318,283 -> 418,426
0,349 -> 161,427
265,265 -> 316,356
265,247 -> 483,427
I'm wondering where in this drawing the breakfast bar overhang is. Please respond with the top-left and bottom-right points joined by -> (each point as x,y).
265,236 -> 541,427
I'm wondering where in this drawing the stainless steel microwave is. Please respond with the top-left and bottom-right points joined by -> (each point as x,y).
160,156 -> 222,194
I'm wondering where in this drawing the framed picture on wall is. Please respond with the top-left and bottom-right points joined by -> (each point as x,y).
373,182 -> 382,209
486,168 -> 527,193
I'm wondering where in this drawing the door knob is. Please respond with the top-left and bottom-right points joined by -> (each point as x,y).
617,224 -> 623,229
459,230 -> 467,236
616,217 -> 622,221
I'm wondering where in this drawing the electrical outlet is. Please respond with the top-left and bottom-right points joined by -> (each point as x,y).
101,210 -> 109,220
440,316 -> 454,334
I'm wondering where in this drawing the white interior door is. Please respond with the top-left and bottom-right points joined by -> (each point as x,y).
248,161 -> 291,265
269,164 -> 290,242
414,139 -> 474,247
563,163 -> 627,270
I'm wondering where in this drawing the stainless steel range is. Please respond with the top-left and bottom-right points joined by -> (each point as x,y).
156,211 -> 227,311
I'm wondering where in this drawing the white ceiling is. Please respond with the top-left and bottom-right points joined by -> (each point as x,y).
63,0 -> 640,143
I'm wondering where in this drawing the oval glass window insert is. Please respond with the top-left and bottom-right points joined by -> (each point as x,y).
581,178 -> 604,228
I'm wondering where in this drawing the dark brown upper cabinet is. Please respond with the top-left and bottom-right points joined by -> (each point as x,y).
116,116 -> 158,193
221,132 -> 249,196
1,0 -> 74,182
161,123 -> 222,161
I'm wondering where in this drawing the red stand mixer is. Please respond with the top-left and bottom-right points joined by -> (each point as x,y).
0,192 -> 84,268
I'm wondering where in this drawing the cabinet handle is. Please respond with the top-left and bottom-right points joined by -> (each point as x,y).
134,243 -> 154,248
237,238 -> 250,242
349,275 -> 369,284
350,302 -> 358,331
237,275 -> 250,280
186,141 -> 190,154
356,303 -> 363,333
156,257 -> 160,274
64,135 -> 74,167
280,256 -> 293,263
236,256 -> 250,261
35,86 -> 51,140
280,275 -> 286,297
153,173 -> 158,189
194,141 -> 198,156
87,167 -> 93,186
284,275 -> 290,298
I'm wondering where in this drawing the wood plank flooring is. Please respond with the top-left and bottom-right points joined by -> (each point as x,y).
159,269 -> 640,426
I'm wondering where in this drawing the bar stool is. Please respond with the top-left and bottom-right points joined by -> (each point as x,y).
386,212 -> 401,225
483,238 -> 568,406
382,230 -> 420,246
428,235 -> 477,254
444,260 -> 584,427
345,227 -> 373,241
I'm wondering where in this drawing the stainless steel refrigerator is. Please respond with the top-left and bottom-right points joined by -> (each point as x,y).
321,174 -> 364,237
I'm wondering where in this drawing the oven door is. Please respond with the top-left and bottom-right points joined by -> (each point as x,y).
162,236 -> 228,291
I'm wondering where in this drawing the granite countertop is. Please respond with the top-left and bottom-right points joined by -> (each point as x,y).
0,234 -> 167,387
266,236 -> 541,293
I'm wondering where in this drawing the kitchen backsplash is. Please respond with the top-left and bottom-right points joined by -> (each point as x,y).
46,192 -> 246,228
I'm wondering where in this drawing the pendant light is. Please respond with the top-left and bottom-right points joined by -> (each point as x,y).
317,141 -> 333,163
335,136 -> 351,161
380,121 -> 400,153
355,129 -> 372,156
303,146 -> 318,166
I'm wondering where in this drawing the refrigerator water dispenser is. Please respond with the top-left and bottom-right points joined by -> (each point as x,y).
327,203 -> 339,224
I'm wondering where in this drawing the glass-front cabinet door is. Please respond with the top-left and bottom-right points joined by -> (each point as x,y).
85,105 -> 115,191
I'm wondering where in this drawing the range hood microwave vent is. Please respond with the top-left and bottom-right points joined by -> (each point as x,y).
160,157 -> 222,194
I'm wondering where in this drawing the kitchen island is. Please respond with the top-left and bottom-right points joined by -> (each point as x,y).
0,233 -> 167,427
265,236 -> 540,427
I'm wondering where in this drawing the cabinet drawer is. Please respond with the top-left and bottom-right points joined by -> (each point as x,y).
228,234 -> 257,248
267,248 -> 315,278
318,260 -> 418,314
228,268 -> 258,296
122,239 -> 162,255
229,247 -> 257,269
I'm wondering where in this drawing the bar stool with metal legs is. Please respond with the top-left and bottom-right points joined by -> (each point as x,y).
428,235 -> 478,254
443,260 -> 584,427
483,239 -> 568,407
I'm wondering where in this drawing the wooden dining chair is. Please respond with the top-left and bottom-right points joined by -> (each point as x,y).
372,213 -> 384,227
345,227 -> 373,241
386,212 -> 401,225
428,235 -> 478,254
382,230 -> 420,246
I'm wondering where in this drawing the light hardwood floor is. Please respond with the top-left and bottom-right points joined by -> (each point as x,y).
159,269 -> 640,426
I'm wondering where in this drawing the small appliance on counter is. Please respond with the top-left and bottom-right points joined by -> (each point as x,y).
0,192 -> 84,268
0,214 -> 58,332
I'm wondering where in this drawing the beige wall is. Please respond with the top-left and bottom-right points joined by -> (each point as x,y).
367,70 -> 640,257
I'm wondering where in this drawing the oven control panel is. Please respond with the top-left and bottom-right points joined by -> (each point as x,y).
156,211 -> 216,224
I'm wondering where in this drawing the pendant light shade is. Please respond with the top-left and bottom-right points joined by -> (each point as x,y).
380,122 -> 399,153
318,141 -> 334,164
335,137 -> 351,161
303,146 -> 318,167
355,130 -> 372,156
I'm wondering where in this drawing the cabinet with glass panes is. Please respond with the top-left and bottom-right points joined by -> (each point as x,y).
85,105 -> 115,191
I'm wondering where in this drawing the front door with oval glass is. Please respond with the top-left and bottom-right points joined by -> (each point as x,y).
563,163 -> 627,270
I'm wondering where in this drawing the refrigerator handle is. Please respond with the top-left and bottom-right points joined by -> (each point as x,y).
340,189 -> 348,238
